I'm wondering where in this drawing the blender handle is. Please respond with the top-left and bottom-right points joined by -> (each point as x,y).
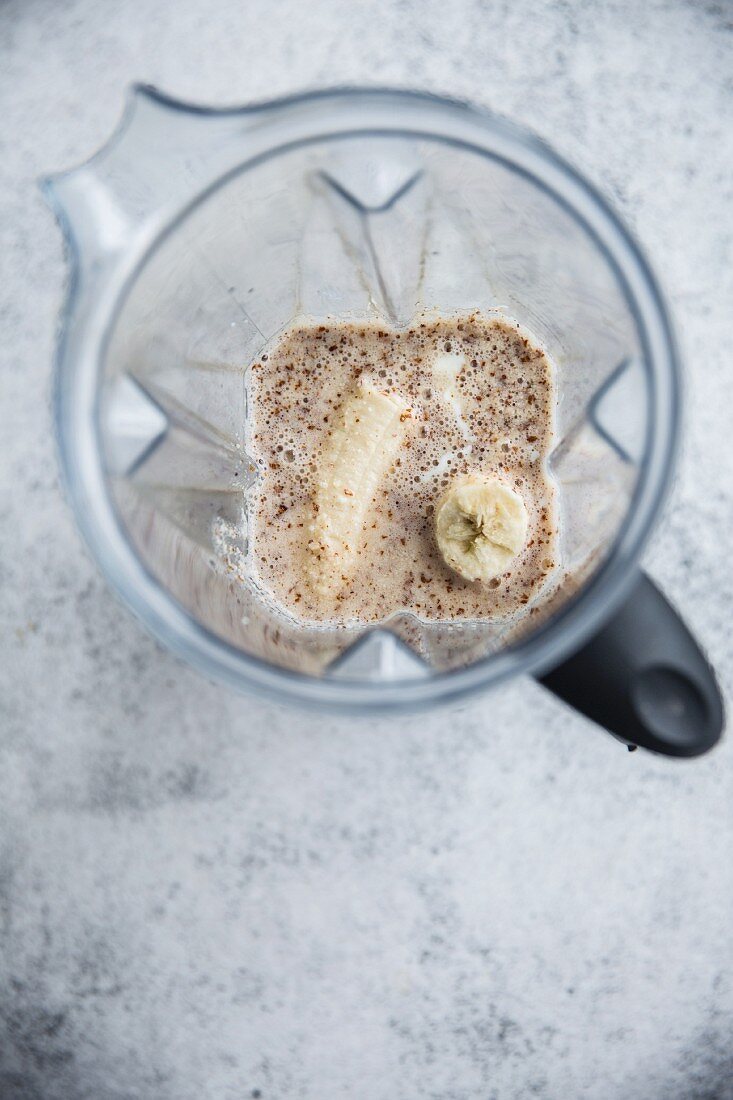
536,571 -> 724,757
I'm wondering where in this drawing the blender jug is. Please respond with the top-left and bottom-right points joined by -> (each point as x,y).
43,88 -> 723,755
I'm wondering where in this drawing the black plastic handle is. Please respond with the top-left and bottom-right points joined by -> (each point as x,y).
536,572 -> 724,757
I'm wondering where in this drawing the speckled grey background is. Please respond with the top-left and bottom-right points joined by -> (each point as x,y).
1,1 -> 732,1097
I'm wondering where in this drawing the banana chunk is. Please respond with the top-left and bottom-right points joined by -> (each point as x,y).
306,379 -> 409,598
435,474 -> 528,582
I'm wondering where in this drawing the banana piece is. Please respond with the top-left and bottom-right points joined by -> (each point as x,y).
432,350 -> 472,443
435,474 -> 528,582
306,379 -> 409,598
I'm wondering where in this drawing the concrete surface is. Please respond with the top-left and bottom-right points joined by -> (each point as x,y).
1,0 -> 732,1097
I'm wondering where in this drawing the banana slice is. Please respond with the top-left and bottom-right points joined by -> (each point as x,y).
306,379 -> 409,598
435,474 -> 528,582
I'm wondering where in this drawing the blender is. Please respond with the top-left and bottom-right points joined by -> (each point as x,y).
43,87 -> 724,756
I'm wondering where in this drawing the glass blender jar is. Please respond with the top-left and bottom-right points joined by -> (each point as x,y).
43,87 -> 723,755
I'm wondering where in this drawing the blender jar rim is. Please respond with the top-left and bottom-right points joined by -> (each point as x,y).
45,87 -> 680,713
